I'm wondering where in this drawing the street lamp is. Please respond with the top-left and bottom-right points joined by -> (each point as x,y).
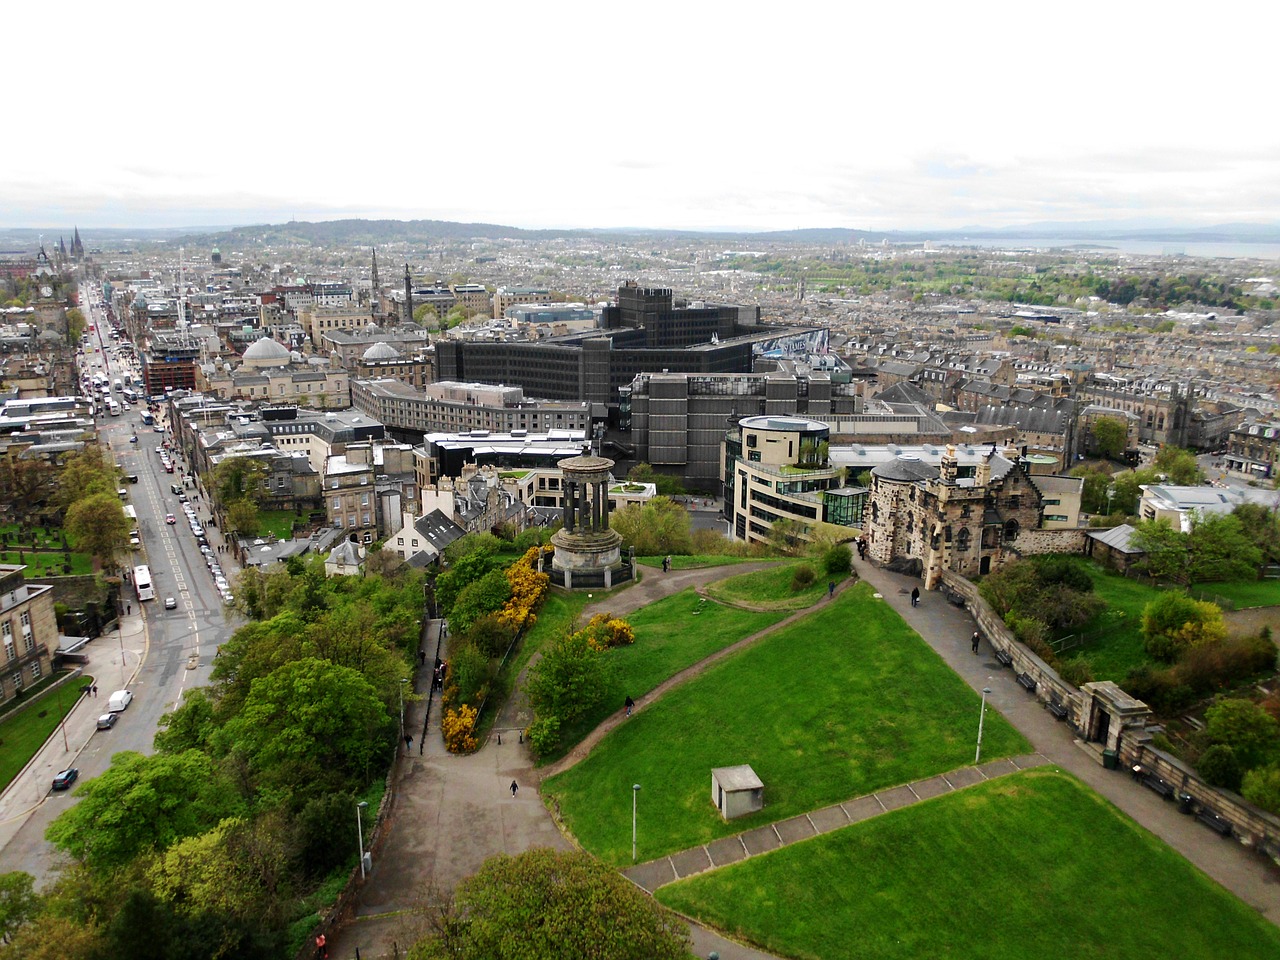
975,687 -> 992,764
399,678 -> 409,742
632,783 -> 641,862
1106,485 -> 1116,516
356,801 -> 369,879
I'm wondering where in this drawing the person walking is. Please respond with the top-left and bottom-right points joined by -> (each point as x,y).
510,780 -> 519,798
625,695 -> 635,717
404,733 -> 413,752
911,587 -> 920,607
828,580 -> 836,599
971,631 -> 981,654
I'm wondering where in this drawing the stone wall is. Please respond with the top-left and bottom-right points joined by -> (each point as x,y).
1119,739 -> 1280,856
1010,526 -> 1089,557
939,569 -> 1085,725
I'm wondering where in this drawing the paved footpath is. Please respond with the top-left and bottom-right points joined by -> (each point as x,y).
328,557 -> 1280,959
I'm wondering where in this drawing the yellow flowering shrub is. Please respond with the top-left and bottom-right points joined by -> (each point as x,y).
442,704 -> 478,753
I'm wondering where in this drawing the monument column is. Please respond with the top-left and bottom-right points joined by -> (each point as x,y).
550,454 -> 626,589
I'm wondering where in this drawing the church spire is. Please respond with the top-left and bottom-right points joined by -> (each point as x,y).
403,263 -> 413,323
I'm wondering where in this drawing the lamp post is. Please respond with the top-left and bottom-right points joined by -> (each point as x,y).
632,783 -> 641,862
975,687 -> 992,764
356,801 -> 369,879
57,678 -> 69,752
1106,485 -> 1116,516
399,678 -> 409,742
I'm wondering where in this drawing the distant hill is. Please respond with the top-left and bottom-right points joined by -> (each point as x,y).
4,218 -> 1280,251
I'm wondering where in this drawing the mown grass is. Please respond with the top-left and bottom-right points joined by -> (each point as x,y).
704,561 -> 847,611
542,582 -> 1029,864
540,590 -> 787,762
0,674 -> 89,789
636,555 -> 766,570
1192,578 -> 1280,610
256,509 -> 300,541
658,768 -> 1280,960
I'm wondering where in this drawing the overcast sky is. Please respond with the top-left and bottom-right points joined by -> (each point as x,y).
8,1 -> 1276,232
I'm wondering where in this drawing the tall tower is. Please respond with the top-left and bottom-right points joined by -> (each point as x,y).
403,264 -> 413,323
72,227 -> 83,261
369,248 -> 381,315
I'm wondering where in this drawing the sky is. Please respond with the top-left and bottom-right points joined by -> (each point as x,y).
8,1 -> 1278,233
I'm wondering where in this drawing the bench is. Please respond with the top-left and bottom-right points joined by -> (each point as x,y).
1140,772 -> 1175,799
1046,699 -> 1069,720
1196,809 -> 1233,837
1016,672 -> 1037,693
994,649 -> 1014,668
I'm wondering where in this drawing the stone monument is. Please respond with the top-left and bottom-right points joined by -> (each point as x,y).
549,453 -> 630,589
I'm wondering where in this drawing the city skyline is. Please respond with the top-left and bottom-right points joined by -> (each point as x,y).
8,1 -> 1277,232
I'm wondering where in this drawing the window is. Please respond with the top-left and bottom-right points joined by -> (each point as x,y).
29,660 -> 40,681
956,528 -> 971,552
397,537 -> 405,545
11,671 -> 21,690
1003,519 -> 1020,542
1,622 -> 11,662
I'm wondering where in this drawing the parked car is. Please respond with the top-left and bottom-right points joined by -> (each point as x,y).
52,768 -> 79,791
107,690 -> 133,712
96,713 -> 117,730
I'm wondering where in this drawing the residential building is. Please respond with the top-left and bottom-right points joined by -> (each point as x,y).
0,565 -> 57,703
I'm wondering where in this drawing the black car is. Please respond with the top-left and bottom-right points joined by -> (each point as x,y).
52,768 -> 79,791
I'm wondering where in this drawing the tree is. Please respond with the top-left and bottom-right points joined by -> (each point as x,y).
212,657 -> 393,791
413,304 -> 439,327
1140,592 -> 1226,662
64,307 -> 86,343
626,462 -> 685,497
1185,513 -> 1261,582
63,492 -> 131,571
154,688 -> 218,755
226,499 -> 260,536
0,458 -> 53,524
1092,416 -> 1128,461
1242,765 -> 1280,815
1153,445 -> 1204,485
45,750 -> 239,872
52,446 -> 118,515
1070,464 -> 1115,515
448,568 -> 512,634
1131,519 -> 1190,584
1205,698 -> 1280,770
212,456 -> 269,507
526,629 -> 609,728
0,872 -> 38,944
409,849 -> 689,960
1233,501 -> 1280,564
609,498 -> 694,556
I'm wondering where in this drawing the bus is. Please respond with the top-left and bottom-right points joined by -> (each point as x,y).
133,564 -> 155,602
140,411 -> 154,427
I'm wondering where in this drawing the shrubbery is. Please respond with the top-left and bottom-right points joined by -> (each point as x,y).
790,563 -> 817,592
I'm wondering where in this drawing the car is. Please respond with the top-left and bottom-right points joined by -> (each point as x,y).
164,596 -> 177,610
52,768 -> 79,791
96,713 -> 117,730
165,464 -> 174,473
107,689 -> 133,712
165,514 -> 176,524
191,526 -> 205,536
178,493 -> 188,502
129,434 -> 139,443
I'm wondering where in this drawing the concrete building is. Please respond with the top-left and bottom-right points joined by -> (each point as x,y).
351,378 -> 592,443
299,305 -> 376,349
196,337 -> 350,409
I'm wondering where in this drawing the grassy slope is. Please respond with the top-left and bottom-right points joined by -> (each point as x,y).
659,768 -> 1280,960
543,582 -> 1029,864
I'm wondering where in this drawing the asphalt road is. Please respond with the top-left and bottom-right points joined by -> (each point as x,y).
0,309 -> 240,885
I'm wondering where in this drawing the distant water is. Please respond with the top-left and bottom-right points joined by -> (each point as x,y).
930,238 -> 1280,261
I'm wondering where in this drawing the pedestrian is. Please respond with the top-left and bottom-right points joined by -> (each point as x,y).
314,933 -> 328,960
828,580 -> 836,599
911,587 -> 920,607
625,695 -> 634,717
404,733 -> 413,751
419,649 -> 427,665
92,684 -> 97,697
510,780 -> 519,798
972,631 -> 981,654
126,602 -> 132,615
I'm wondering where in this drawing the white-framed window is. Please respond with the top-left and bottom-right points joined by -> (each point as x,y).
29,660 -> 40,680
12,671 -> 22,690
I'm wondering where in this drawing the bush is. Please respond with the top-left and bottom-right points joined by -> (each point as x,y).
450,642 -> 491,707
1173,633 -> 1278,695
790,563 -> 817,592
1058,657 -> 1094,688
1198,744 -> 1243,791
467,612 -> 517,659
294,791 -> 358,877
1033,555 -> 1095,593
1242,764 -> 1280,815
450,568 -> 513,634
1141,593 -> 1227,663
526,714 -> 561,760
442,704 -> 478,754
822,544 -> 853,577
514,527 -> 549,552
1205,698 -> 1280,770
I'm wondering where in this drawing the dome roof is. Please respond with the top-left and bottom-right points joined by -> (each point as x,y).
243,337 -> 291,361
364,320 -> 381,332
362,341 -> 400,361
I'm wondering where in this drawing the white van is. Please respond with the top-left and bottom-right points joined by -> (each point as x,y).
107,689 -> 133,713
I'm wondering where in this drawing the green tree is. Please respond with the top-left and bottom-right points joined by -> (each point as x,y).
0,872 -> 39,944
448,568 -> 512,634
413,304 -> 439,327
212,456 -> 269,507
1185,513 -> 1262,582
526,628 -> 609,728
1140,592 -> 1226,662
1153,445 -> 1204,485
154,688 -> 218,755
609,497 -> 693,556
212,657 -> 393,790
1131,518 -> 1190,583
625,462 -> 685,497
226,498 -> 260,536
1205,698 -> 1280,770
1091,416 -> 1128,461
0,458 -> 53,524
52,446 -> 118,514
1242,764 -> 1280,815
409,849 -> 689,960
1232,502 -> 1280,565
63,492 -> 131,571
64,307 -> 86,343
45,750 -> 239,872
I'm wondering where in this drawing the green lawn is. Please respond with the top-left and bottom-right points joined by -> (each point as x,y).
256,509 -> 299,541
0,551 -> 93,577
636,555 -> 764,570
704,561 -> 845,611
1193,579 -> 1280,609
542,582 -> 1029,864
542,590 -> 787,761
658,769 -> 1280,960
0,675 -> 90,789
